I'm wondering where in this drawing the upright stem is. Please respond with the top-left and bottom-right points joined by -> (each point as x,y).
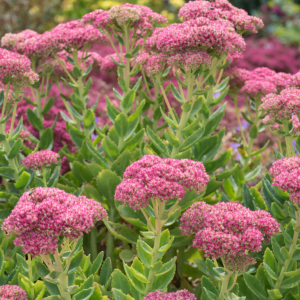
89,226 -> 98,262
152,83 -> 160,131
43,168 -> 47,187
270,210 -> 300,295
27,254 -> 35,299
123,25 -> 131,91
170,72 -> 194,157
219,272 -> 233,300
283,121 -> 296,157
106,209 -> 115,264
144,200 -> 164,295
233,97 -> 247,147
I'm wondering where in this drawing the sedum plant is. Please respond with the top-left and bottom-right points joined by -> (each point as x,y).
3,1 -> 300,300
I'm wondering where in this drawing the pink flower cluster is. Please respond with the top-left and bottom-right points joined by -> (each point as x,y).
82,4 -> 167,34
225,66 -> 289,96
144,289 -> 196,300
2,187 -> 108,256
22,150 -> 60,171
1,21 -> 107,59
134,53 -> 168,76
288,71 -> 300,88
39,50 -> 102,78
0,285 -> 27,300
115,155 -> 209,211
270,157 -> 300,205
180,201 -> 279,271
167,49 -> 213,72
148,18 -> 246,56
178,0 -> 263,34
0,48 -> 39,88
259,88 -> 300,123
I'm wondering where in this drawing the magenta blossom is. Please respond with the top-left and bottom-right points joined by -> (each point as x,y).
0,285 -> 27,300
22,150 -> 60,171
2,187 -> 108,256
115,155 -> 209,210
180,201 -> 279,271
144,289 -> 196,300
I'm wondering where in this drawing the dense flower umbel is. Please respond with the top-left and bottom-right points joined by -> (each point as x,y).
22,150 -> 60,171
178,0 -> 263,34
270,157 -> 300,178
259,88 -> 300,123
115,155 -> 209,210
135,53 -> 168,76
148,18 -> 245,56
0,48 -> 39,88
269,157 -> 300,205
180,201 -> 279,271
241,80 -> 277,97
1,29 -> 40,52
81,4 -> 167,34
2,187 -> 108,256
0,285 -> 27,300
144,289 -> 196,300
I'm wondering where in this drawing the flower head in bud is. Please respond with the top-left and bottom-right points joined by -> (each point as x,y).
2,187 -> 108,256
22,150 -> 59,171
115,155 -> 209,211
0,285 -> 27,300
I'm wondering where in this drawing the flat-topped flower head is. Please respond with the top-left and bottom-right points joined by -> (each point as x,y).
0,285 -> 27,300
0,48 -> 39,88
115,155 -> 209,210
2,187 -> 108,256
259,87 -> 300,123
144,289 -> 197,300
23,150 -> 60,171
178,0 -> 263,34
241,80 -> 277,97
180,201 -> 279,271
150,17 -> 245,56
82,4 -> 167,34
270,157 -> 300,205
51,20 -> 108,50
1,29 -> 40,53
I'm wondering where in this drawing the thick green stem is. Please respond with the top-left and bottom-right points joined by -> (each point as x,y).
144,202 -> 163,295
53,252 -> 72,300
270,211 -> 300,295
124,25 -> 131,91
170,72 -> 194,158
106,209 -> 115,264
152,83 -> 160,131
244,98 -> 261,169
43,168 -> 47,187
233,97 -> 247,148
219,272 -> 233,300
89,226 -> 98,262
27,255 -> 35,299
283,121 -> 296,157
